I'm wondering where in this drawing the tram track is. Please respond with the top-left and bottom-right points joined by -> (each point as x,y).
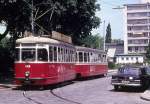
22,85 -> 82,104
50,89 -> 82,104
21,76 -> 109,104
23,90 -> 43,104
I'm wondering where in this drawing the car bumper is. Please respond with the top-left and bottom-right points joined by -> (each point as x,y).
111,79 -> 141,87
111,82 -> 141,87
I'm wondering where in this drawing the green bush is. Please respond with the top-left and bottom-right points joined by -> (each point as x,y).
108,62 -> 116,69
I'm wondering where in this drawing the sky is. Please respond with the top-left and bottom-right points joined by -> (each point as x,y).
92,0 -> 140,39
0,25 -> 6,34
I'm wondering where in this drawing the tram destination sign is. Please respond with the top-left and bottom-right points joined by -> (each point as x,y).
52,31 -> 72,44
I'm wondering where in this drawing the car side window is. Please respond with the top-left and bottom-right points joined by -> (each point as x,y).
146,67 -> 150,75
141,68 -> 146,75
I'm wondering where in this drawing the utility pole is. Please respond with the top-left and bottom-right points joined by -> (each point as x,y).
103,20 -> 106,51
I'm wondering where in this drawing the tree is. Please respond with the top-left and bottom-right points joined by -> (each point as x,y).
0,0 -> 31,41
146,43 -> 150,59
82,34 -> 103,49
105,23 -> 111,43
32,0 -> 100,45
0,0 -> 100,45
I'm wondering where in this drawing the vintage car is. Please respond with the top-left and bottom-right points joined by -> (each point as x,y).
111,65 -> 150,90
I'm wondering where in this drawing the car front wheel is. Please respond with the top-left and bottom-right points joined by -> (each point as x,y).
114,85 -> 119,91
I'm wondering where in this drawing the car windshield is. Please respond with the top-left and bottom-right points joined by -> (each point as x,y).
118,67 -> 140,76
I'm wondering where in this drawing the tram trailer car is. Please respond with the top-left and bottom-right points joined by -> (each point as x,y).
75,46 -> 108,78
15,36 -> 76,85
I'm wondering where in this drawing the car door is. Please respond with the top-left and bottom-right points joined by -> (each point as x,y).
141,67 -> 150,88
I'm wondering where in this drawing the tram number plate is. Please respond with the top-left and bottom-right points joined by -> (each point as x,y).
122,80 -> 129,84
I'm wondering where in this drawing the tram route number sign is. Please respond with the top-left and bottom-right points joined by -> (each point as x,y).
52,31 -> 72,43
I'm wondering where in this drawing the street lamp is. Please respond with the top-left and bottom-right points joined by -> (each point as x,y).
103,20 -> 106,51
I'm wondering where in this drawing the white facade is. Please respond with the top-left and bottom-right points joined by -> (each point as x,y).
140,0 -> 150,3
124,3 -> 150,54
115,54 -> 144,64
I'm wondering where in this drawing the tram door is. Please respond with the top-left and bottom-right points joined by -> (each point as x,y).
48,46 -> 59,82
57,47 -> 65,82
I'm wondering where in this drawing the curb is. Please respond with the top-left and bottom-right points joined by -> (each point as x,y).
108,70 -> 117,73
141,90 -> 150,101
0,84 -> 19,89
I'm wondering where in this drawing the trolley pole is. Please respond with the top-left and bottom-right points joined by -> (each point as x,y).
31,0 -> 34,36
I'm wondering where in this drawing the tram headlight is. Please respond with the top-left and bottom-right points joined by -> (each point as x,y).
25,71 -> 30,77
129,77 -> 133,80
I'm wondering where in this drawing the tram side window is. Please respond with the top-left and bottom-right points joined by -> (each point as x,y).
79,52 -> 83,62
58,47 -> 61,62
90,53 -> 93,62
87,53 -> 90,62
103,55 -> 106,62
15,48 -> 20,61
22,48 -> 36,61
61,48 -> 63,62
98,54 -> 101,62
76,52 -> 78,62
54,47 -> 57,62
84,52 -> 87,62
63,48 -> 66,62
64,49 -> 67,62
68,50 -> 71,62
49,46 -> 53,61
71,50 -> 73,62
66,49 -> 69,62
37,48 -> 48,61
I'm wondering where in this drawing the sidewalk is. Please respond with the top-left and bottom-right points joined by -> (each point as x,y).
108,69 -> 117,73
141,88 -> 150,101
0,78 -> 19,89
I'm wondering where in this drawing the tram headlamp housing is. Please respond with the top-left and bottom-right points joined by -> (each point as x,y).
25,71 -> 30,77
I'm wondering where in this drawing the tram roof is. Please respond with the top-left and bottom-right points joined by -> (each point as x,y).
16,36 -> 73,46
75,46 -> 105,53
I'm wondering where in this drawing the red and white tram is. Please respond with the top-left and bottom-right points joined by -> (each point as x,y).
15,36 -> 76,85
75,46 -> 108,78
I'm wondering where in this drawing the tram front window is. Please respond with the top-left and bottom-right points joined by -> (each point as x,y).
15,48 -> 19,61
37,48 -> 48,61
22,48 -> 36,61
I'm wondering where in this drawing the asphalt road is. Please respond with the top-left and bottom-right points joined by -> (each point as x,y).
0,74 -> 149,104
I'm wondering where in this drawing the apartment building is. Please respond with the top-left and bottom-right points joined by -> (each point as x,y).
124,0 -> 150,54
105,40 -> 124,55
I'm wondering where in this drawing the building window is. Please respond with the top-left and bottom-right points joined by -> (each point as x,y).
121,57 -> 124,60
136,57 -> 138,61
126,57 -> 129,60
128,47 -> 132,52
135,47 -> 138,51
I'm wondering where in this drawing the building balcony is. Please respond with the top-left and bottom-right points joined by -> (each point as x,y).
128,43 -> 148,47
127,16 -> 150,20
127,24 -> 150,26
127,9 -> 150,13
128,37 -> 149,39
128,30 -> 150,33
